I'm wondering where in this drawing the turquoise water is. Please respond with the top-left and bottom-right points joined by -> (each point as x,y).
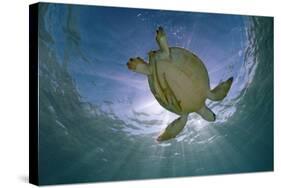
37,3 -> 273,185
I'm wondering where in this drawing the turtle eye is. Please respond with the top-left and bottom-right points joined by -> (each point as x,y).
129,58 -> 133,61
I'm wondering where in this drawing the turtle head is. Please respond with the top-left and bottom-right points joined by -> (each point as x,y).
148,50 -> 157,61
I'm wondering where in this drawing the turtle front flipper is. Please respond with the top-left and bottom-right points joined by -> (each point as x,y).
207,77 -> 233,101
156,27 -> 170,57
157,114 -> 188,142
127,57 -> 151,75
162,73 -> 182,114
150,54 -> 169,104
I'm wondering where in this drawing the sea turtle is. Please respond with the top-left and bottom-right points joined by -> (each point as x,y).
127,27 -> 233,142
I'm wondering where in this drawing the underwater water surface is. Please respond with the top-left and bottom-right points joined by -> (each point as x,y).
37,3 -> 273,185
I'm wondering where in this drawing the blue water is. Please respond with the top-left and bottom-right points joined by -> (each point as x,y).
37,3 -> 273,185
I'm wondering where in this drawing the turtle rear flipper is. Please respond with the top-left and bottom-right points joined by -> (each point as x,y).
197,105 -> 216,122
157,114 -> 188,142
207,77 -> 233,101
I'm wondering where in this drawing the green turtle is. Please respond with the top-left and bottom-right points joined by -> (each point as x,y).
127,27 -> 233,142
